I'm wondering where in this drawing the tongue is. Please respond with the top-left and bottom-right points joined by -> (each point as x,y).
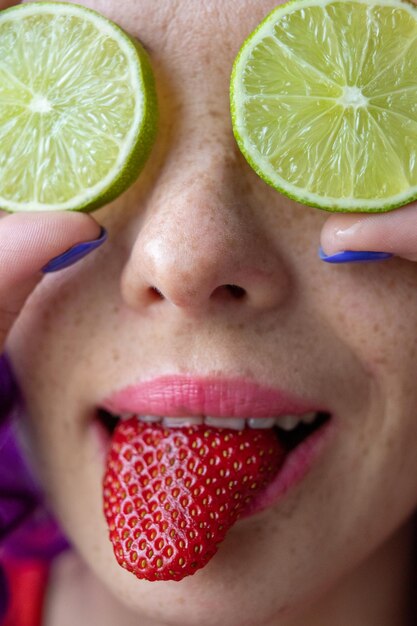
103,419 -> 285,581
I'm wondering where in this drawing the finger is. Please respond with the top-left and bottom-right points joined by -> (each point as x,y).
320,203 -> 417,262
0,211 -> 102,346
0,1 -> 20,9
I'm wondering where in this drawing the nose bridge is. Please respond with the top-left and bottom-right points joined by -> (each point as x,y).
120,145 -> 290,315
142,176 -> 250,283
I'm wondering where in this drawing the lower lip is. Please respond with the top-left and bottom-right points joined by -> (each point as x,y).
92,414 -> 335,520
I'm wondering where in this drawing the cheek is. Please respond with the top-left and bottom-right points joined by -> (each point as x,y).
317,259 -> 417,523
311,259 -> 417,378
8,234 -> 121,388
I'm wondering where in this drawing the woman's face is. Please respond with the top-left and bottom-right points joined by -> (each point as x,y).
7,1 -> 417,624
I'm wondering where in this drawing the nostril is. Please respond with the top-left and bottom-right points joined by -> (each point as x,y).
148,284 -> 246,304
148,286 -> 165,301
212,284 -> 247,301
226,284 -> 246,299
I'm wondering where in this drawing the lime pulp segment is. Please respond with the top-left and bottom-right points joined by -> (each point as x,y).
0,2 -> 157,212
231,0 -> 417,212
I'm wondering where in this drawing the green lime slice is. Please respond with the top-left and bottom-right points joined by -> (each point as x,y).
0,2 -> 157,212
231,0 -> 417,212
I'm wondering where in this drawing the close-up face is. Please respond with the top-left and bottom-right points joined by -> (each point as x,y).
5,1 -> 417,625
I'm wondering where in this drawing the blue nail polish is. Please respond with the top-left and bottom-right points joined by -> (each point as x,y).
318,247 -> 393,264
42,227 -> 108,273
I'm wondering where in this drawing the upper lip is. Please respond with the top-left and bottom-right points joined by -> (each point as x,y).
101,375 -> 323,418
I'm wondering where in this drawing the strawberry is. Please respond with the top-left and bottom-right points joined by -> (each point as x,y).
103,419 -> 285,581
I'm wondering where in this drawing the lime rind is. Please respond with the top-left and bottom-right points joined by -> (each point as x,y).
230,0 -> 417,213
0,2 -> 157,212
80,36 -> 158,214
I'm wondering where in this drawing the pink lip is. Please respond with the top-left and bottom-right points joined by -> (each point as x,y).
102,375 -> 321,418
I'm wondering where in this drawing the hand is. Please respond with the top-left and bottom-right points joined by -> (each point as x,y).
0,211 -> 101,616
0,3 -> 105,614
0,211 -> 102,352
0,3 -> 106,354
0,0 -> 18,9
320,202 -> 417,262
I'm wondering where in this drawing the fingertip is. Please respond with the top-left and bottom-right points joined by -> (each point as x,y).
0,211 -> 105,284
42,226 -> 108,273
0,1 -> 20,8
319,204 -> 417,262
320,213 -> 363,256
1,211 -> 102,251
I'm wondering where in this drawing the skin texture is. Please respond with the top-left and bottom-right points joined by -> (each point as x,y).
2,0 -> 417,624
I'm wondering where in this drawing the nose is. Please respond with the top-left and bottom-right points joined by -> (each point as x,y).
121,156 -> 290,317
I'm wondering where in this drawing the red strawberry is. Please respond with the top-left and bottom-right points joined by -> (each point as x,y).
103,419 -> 285,581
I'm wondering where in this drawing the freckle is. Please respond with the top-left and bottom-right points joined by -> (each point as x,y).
277,604 -> 291,616
73,315 -> 84,327
207,109 -> 221,119
373,356 -> 387,366
337,312 -> 346,325
384,434 -> 396,451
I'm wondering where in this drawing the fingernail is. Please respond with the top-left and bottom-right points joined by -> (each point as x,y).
318,247 -> 393,264
42,227 -> 108,273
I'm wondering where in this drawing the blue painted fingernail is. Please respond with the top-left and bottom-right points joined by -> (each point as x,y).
42,227 -> 108,273
318,247 -> 393,264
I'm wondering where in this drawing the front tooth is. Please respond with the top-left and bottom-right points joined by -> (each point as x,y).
247,417 -> 276,429
138,415 -> 162,423
120,413 -> 135,420
301,412 -> 317,424
162,416 -> 203,428
276,415 -> 301,431
205,416 -> 246,430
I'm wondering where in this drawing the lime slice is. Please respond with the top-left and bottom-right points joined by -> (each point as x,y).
0,2 -> 157,212
231,0 -> 417,212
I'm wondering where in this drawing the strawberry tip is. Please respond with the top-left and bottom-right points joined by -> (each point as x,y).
103,420 -> 286,581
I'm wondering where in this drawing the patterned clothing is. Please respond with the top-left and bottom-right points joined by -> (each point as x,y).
0,355 -> 68,624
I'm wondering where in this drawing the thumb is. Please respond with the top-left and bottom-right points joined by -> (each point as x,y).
0,211 -> 103,346
320,203 -> 417,262
0,1 -> 19,8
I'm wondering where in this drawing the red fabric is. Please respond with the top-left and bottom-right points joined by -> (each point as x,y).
1,560 -> 48,626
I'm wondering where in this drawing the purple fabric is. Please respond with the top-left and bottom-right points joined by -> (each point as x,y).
0,354 -> 69,620
0,418 -> 69,559
0,354 -> 16,420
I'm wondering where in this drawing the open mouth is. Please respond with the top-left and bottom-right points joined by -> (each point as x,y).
96,408 -> 331,453
96,375 -> 336,582
96,404 -> 332,582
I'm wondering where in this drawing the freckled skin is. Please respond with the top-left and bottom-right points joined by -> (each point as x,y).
6,1 -> 417,625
